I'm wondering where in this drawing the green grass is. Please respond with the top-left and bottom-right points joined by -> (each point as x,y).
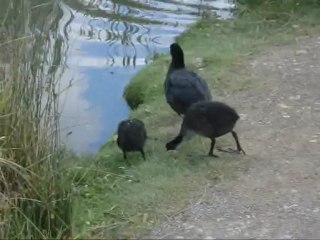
73,1 -> 320,238
70,142 -> 247,238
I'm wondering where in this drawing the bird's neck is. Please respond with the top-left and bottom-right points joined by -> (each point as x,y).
168,60 -> 185,73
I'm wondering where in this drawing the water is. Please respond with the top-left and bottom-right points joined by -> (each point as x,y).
57,0 -> 235,153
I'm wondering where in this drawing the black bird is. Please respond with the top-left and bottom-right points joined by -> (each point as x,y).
166,101 -> 246,157
164,43 -> 212,116
117,119 -> 147,163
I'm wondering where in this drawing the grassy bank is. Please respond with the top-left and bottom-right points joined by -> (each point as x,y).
71,1 -> 320,238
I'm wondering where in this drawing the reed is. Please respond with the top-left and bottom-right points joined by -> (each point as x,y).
0,0 -> 72,238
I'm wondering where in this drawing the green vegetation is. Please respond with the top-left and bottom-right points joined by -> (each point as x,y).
1,0 -> 320,239
0,0 -> 72,238
73,0 -> 320,238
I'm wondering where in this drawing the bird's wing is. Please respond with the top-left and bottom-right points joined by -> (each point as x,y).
166,70 -> 211,100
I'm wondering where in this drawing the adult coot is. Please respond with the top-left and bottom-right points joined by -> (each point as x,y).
164,43 -> 212,116
166,101 -> 246,157
117,119 -> 147,163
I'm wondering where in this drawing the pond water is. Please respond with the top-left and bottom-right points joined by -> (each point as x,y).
57,0 -> 235,153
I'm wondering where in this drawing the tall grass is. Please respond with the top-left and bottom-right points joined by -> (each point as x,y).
0,0 -> 72,238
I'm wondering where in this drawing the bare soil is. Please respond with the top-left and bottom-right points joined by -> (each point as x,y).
142,35 -> 320,239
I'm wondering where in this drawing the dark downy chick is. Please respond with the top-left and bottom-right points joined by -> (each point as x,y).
164,43 -> 212,116
166,101 -> 246,157
117,119 -> 147,163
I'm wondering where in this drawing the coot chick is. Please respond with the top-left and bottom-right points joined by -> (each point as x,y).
117,119 -> 147,162
166,101 -> 246,157
164,43 -> 212,116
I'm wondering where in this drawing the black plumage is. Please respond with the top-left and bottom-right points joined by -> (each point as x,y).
117,118 -> 147,162
164,43 -> 212,116
166,101 -> 246,157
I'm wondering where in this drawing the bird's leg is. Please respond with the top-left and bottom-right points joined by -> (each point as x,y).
232,130 -> 246,155
166,131 -> 184,151
208,138 -> 219,157
123,151 -> 131,166
140,149 -> 146,160
217,131 -> 246,155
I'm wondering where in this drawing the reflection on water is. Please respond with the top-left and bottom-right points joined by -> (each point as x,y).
58,0 -> 235,153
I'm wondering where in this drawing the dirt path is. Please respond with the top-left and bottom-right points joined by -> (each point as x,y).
142,35 -> 320,239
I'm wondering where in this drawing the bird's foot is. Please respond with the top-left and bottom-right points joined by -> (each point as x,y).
208,153 -> 219,158
217,147 -> 246,155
